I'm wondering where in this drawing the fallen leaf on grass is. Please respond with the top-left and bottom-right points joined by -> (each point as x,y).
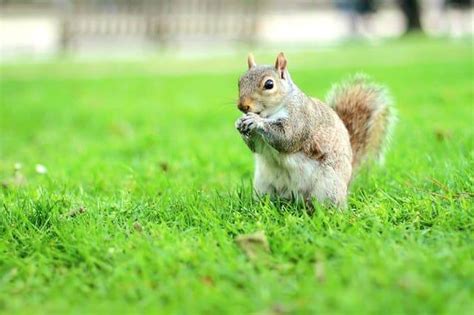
235,230 -> 270,261
159,162 -> 169,172
434,128 -> 452,142
1,174 -> 26,189
133,221 -> 143,233
201,276 -> 214,287
65,206 -> 86,218
2,163 -> 27,189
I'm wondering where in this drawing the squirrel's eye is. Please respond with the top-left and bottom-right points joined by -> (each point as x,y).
263,79 -> 274,90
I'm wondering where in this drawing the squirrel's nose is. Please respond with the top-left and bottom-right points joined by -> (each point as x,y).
238,103 -> 250,113
238,97 -> 252,113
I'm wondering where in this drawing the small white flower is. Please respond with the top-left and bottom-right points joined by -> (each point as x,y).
14,163 -> 22,171
35,164 -> 47,174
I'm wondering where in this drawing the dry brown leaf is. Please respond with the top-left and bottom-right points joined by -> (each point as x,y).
65,206 -> 86,218
201,276 -> 214,287
159,162 -> 169,172
434,128 -> 453,142
133,221 -> 143,233
2,173 -> 26,189
235,230 -> 270,261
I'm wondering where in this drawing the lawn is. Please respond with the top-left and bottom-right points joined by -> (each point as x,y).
0,38 -> 473,315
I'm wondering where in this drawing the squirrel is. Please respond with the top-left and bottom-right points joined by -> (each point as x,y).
235,52 -> 396,208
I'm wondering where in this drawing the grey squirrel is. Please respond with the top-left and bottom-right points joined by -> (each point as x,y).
235,53 -> 396,208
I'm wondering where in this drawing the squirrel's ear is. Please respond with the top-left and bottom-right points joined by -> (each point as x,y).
247,53 -> 256,69
275,52 -> 287,79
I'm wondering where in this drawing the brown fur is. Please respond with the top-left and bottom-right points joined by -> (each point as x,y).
326,74 -> 395,170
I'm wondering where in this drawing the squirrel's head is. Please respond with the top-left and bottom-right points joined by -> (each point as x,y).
237,52 -> 293,117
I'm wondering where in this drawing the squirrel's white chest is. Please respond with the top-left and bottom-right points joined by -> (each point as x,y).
253,144 -> 323,200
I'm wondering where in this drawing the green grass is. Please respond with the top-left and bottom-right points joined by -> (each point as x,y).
0,38 -> 473,315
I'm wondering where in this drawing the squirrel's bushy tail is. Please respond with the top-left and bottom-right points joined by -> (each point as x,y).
326,74 -> 396,170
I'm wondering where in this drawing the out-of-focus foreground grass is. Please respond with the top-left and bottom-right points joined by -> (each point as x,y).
0,38 -> 473,315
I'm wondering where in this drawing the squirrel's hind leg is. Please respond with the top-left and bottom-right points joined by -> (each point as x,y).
311,167 -> 348,208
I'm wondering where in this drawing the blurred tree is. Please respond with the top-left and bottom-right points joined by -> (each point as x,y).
398,0 -> 422,33
445,0 -> 472,8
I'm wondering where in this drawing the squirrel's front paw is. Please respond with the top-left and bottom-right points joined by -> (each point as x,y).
235,113 -> 263,136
